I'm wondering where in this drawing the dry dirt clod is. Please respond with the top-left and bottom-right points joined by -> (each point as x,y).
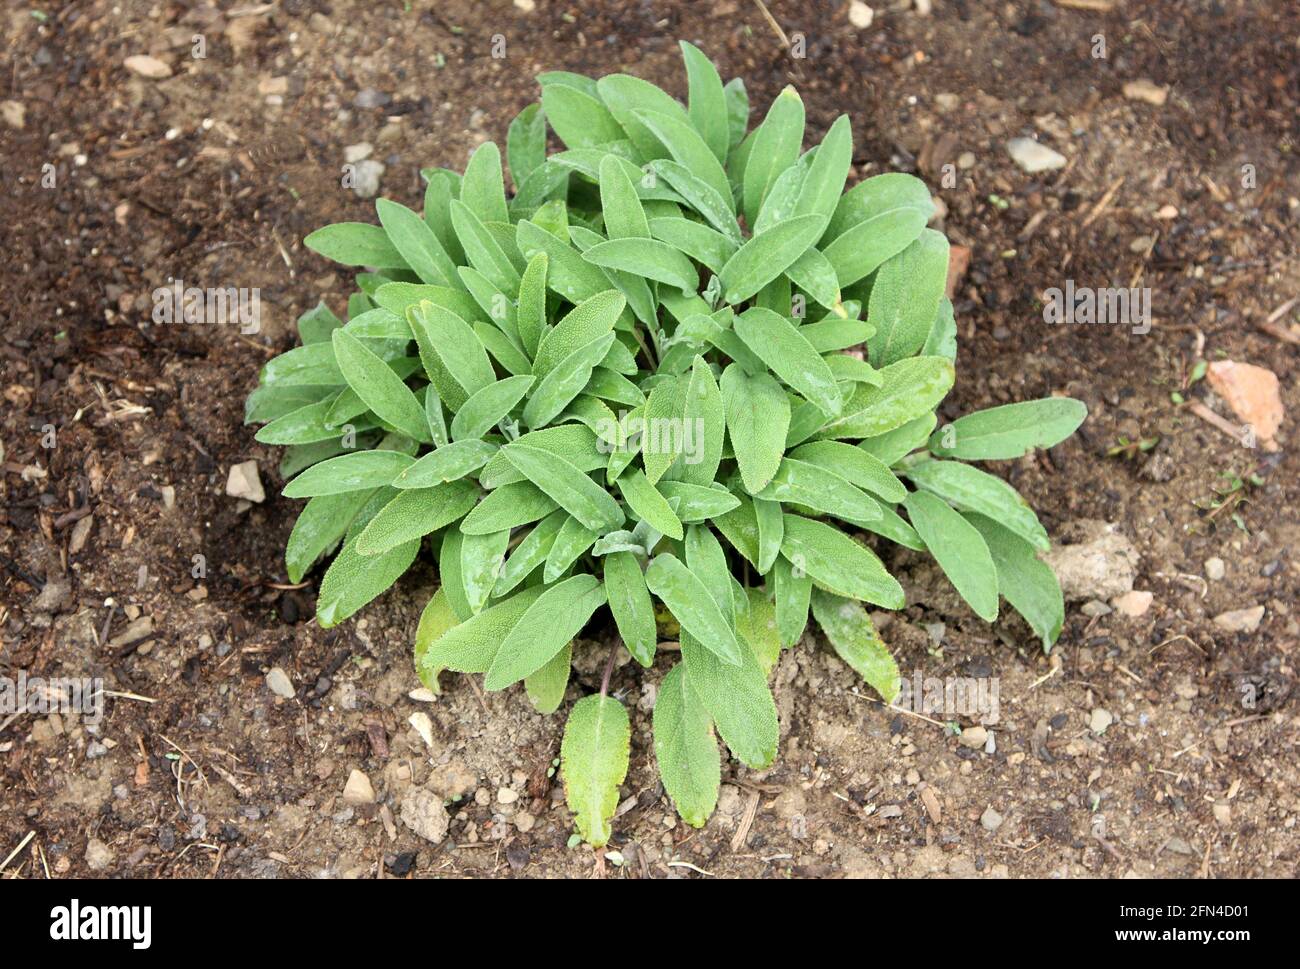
225,461 -> 265,503
1204,557 -> 1226,581
1205,361 -> 1285,446
848,1 -> 874,29
266,667 -> 294,699
959,725 -> 988,749
1123,79 -> 1169,106
1212,605 -> 1265,634
1006,137 -> 1066,173
400,788 -> 450,844
1,100 -> 25,129
980,806 -> 1004,832
124,55 -> 172,79
1111,590 -> 1153,618
1042,521 -> 1140,602
85,838 -> 115,871
342,769 -> 376,806
1089,708 -> 1115,735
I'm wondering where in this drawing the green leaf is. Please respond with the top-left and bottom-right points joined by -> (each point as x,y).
375,198 -> 458,287
733,307 -> 841,417
617,469 -> 684,540
757,457 -> 882,524
604,550 -> 657,667
297,301 -> 344,344
449,198 -> 520,294
533,290 -> 625,378
789,440 -> 907,502
596,72 -> 691,160
723,77 -> 749,152
858,414 -> 937,466
316,533 -> 419,628
460,141 -> 509,225
794,114 -> 853,221
545,515 -> 600,581
810,588 -> 900,701
653,662 -> 720,827
753,496 -> 784,573
903,458 -> 1049,550
866,229 -> 950,365
818,356 -> 954,439
422,586 -> 545,675
480,424 -> 603,488
634,108 -> 732,209
407,301 -> 495,409
684,524 -> 734,626
598,153 -> 651,239
922,297 -> 957,361
485,574 -> 606,688
503,443 -> 624,531
640,375 -> 684,485
560,694 -> 631,848
583,237 -> 698,293
438,528 -> 473,622
823,173 -> 933,286
902,490 -> 999,622
332,330 -> 431,443
254,397 -> 347,446
779,513 -> 905,608
680,630 -> 778,769
714,495 -> 761,566
525,642 -> 572,714
394,439 -> 497,488
674,356 -> 724,486
517,219 -> 612,304
657,481 -> 741,522
354,481 -> 479,556
460,480 -> 558,534
285,490 -> 373,583
647,158 -> 742,243
928,398 -> 1088,461
679,41 -> 729,162
461,528 -> 511,614
966,513 -> 1064,650
736,586 -> 781,675
721,364 -> 790,494
720,215 -> 827,305
413,587 -> 459,693
524,333 -> 617,430
772,555 -> 812,647
450,375 -> 534,442
645,553 -> 743,665
304,222 -> 408,269
784,247 -> 841,311
540,82 -> 625,149
507,103 -> 548,188
516,252 -> 548,359
648,217 -> 737,274
283,450 -> 413,498
742,86 -> 805,225
494,510 -> 567,596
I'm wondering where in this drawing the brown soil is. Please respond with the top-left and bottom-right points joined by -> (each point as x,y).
1,0 -> 1297,879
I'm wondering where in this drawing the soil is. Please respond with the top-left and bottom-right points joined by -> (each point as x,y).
1,0 -> 1297,879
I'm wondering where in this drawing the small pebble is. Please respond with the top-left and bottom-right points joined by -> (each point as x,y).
1089,708 -> 1114,735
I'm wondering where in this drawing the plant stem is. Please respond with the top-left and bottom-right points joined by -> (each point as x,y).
599,644 -> 618,699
